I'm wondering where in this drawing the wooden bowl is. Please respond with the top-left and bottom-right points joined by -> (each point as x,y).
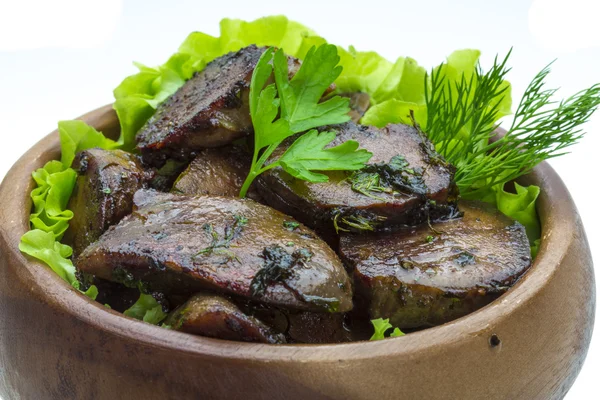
0,105 -> 595,400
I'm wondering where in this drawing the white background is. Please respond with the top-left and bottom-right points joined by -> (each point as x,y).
0,0 -> 598,398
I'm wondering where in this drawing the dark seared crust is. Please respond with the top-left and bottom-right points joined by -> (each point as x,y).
63,148 -> 150,257
76,190 -> 353,313
339,200 -> 532,329
163,293 -> 285,344
136,45 -> 302,167
257,122 -> 458,236
171,145 -> 261,201
340,92 -> 371,123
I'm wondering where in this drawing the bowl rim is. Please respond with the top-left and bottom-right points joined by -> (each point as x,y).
0,104 -> 578,362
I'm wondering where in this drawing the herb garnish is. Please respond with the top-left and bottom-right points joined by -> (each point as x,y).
195,214 -> 248,263
250,245 -> 312,296
424,51 -> 600,197
333,213 -> 387,233
283,220 -> 300,231
348,155 -> 427,199
238,45 -> 373,198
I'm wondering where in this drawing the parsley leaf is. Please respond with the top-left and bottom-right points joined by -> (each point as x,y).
273,46 -> 351,132
239,44 -> 372,198
279,130 -> 372,182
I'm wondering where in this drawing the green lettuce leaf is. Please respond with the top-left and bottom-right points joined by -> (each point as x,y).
124,293 -> 167,325
29,161 -> 76,239
21,120 -> 117,299
59,120 -> 117,168
361,100 -> 427,128
370,318 -> 405,340
19,229 -> 78,286
371,57 -> 427,105
362,49 -> 512,131
218,15 -> 316,55
335,46 -> 393,95
494,182 -> 541,242
83,285 -> 99,301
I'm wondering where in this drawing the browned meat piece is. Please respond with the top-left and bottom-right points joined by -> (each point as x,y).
164,293 -> 285,344
286,311 -> 352,343
136,45 -> 301,167
76,190 -> 353,313
238,303 -> 352,343
171,145 -> 260,201
340,92 -> 370,123
257,122 -> 458,236
63,148 -> 150,257
339,201 -> 532,329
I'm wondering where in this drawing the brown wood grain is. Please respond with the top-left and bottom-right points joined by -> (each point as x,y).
0,105 -> 595,400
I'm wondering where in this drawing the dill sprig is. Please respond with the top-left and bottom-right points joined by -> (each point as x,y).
424,51 -> 600,197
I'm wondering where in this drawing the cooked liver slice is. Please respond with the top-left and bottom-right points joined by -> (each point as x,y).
164,293 -> 285,344
171,145 -> 260,201
63,148 -> 150,257
257,122 -> 458,236
339,201 -> 532,329
136,45 -> 301,167
76,190 -> 352,313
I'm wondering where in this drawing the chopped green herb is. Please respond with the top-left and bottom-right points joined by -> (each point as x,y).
348,155 -> 426,199
283,221 -> 300,231
348,171 -> 388,200
102,187 -> 112,194
426,235 -> 434,243
333,213 -> 387,233
250,245 -> 313,297
286,241 -> 295,247
238,44 -> 372,198
195,214 -> 248,263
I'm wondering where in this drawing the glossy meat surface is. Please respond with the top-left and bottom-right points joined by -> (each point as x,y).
63,148 -> 149,257
340,201 -> 532,328
76,190 -> 352,312
257,122 -> 457,235
171,145 -> 260,200
164,293 -> 285,343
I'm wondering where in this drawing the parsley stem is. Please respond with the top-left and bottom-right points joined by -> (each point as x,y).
239,171 -> 257,199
